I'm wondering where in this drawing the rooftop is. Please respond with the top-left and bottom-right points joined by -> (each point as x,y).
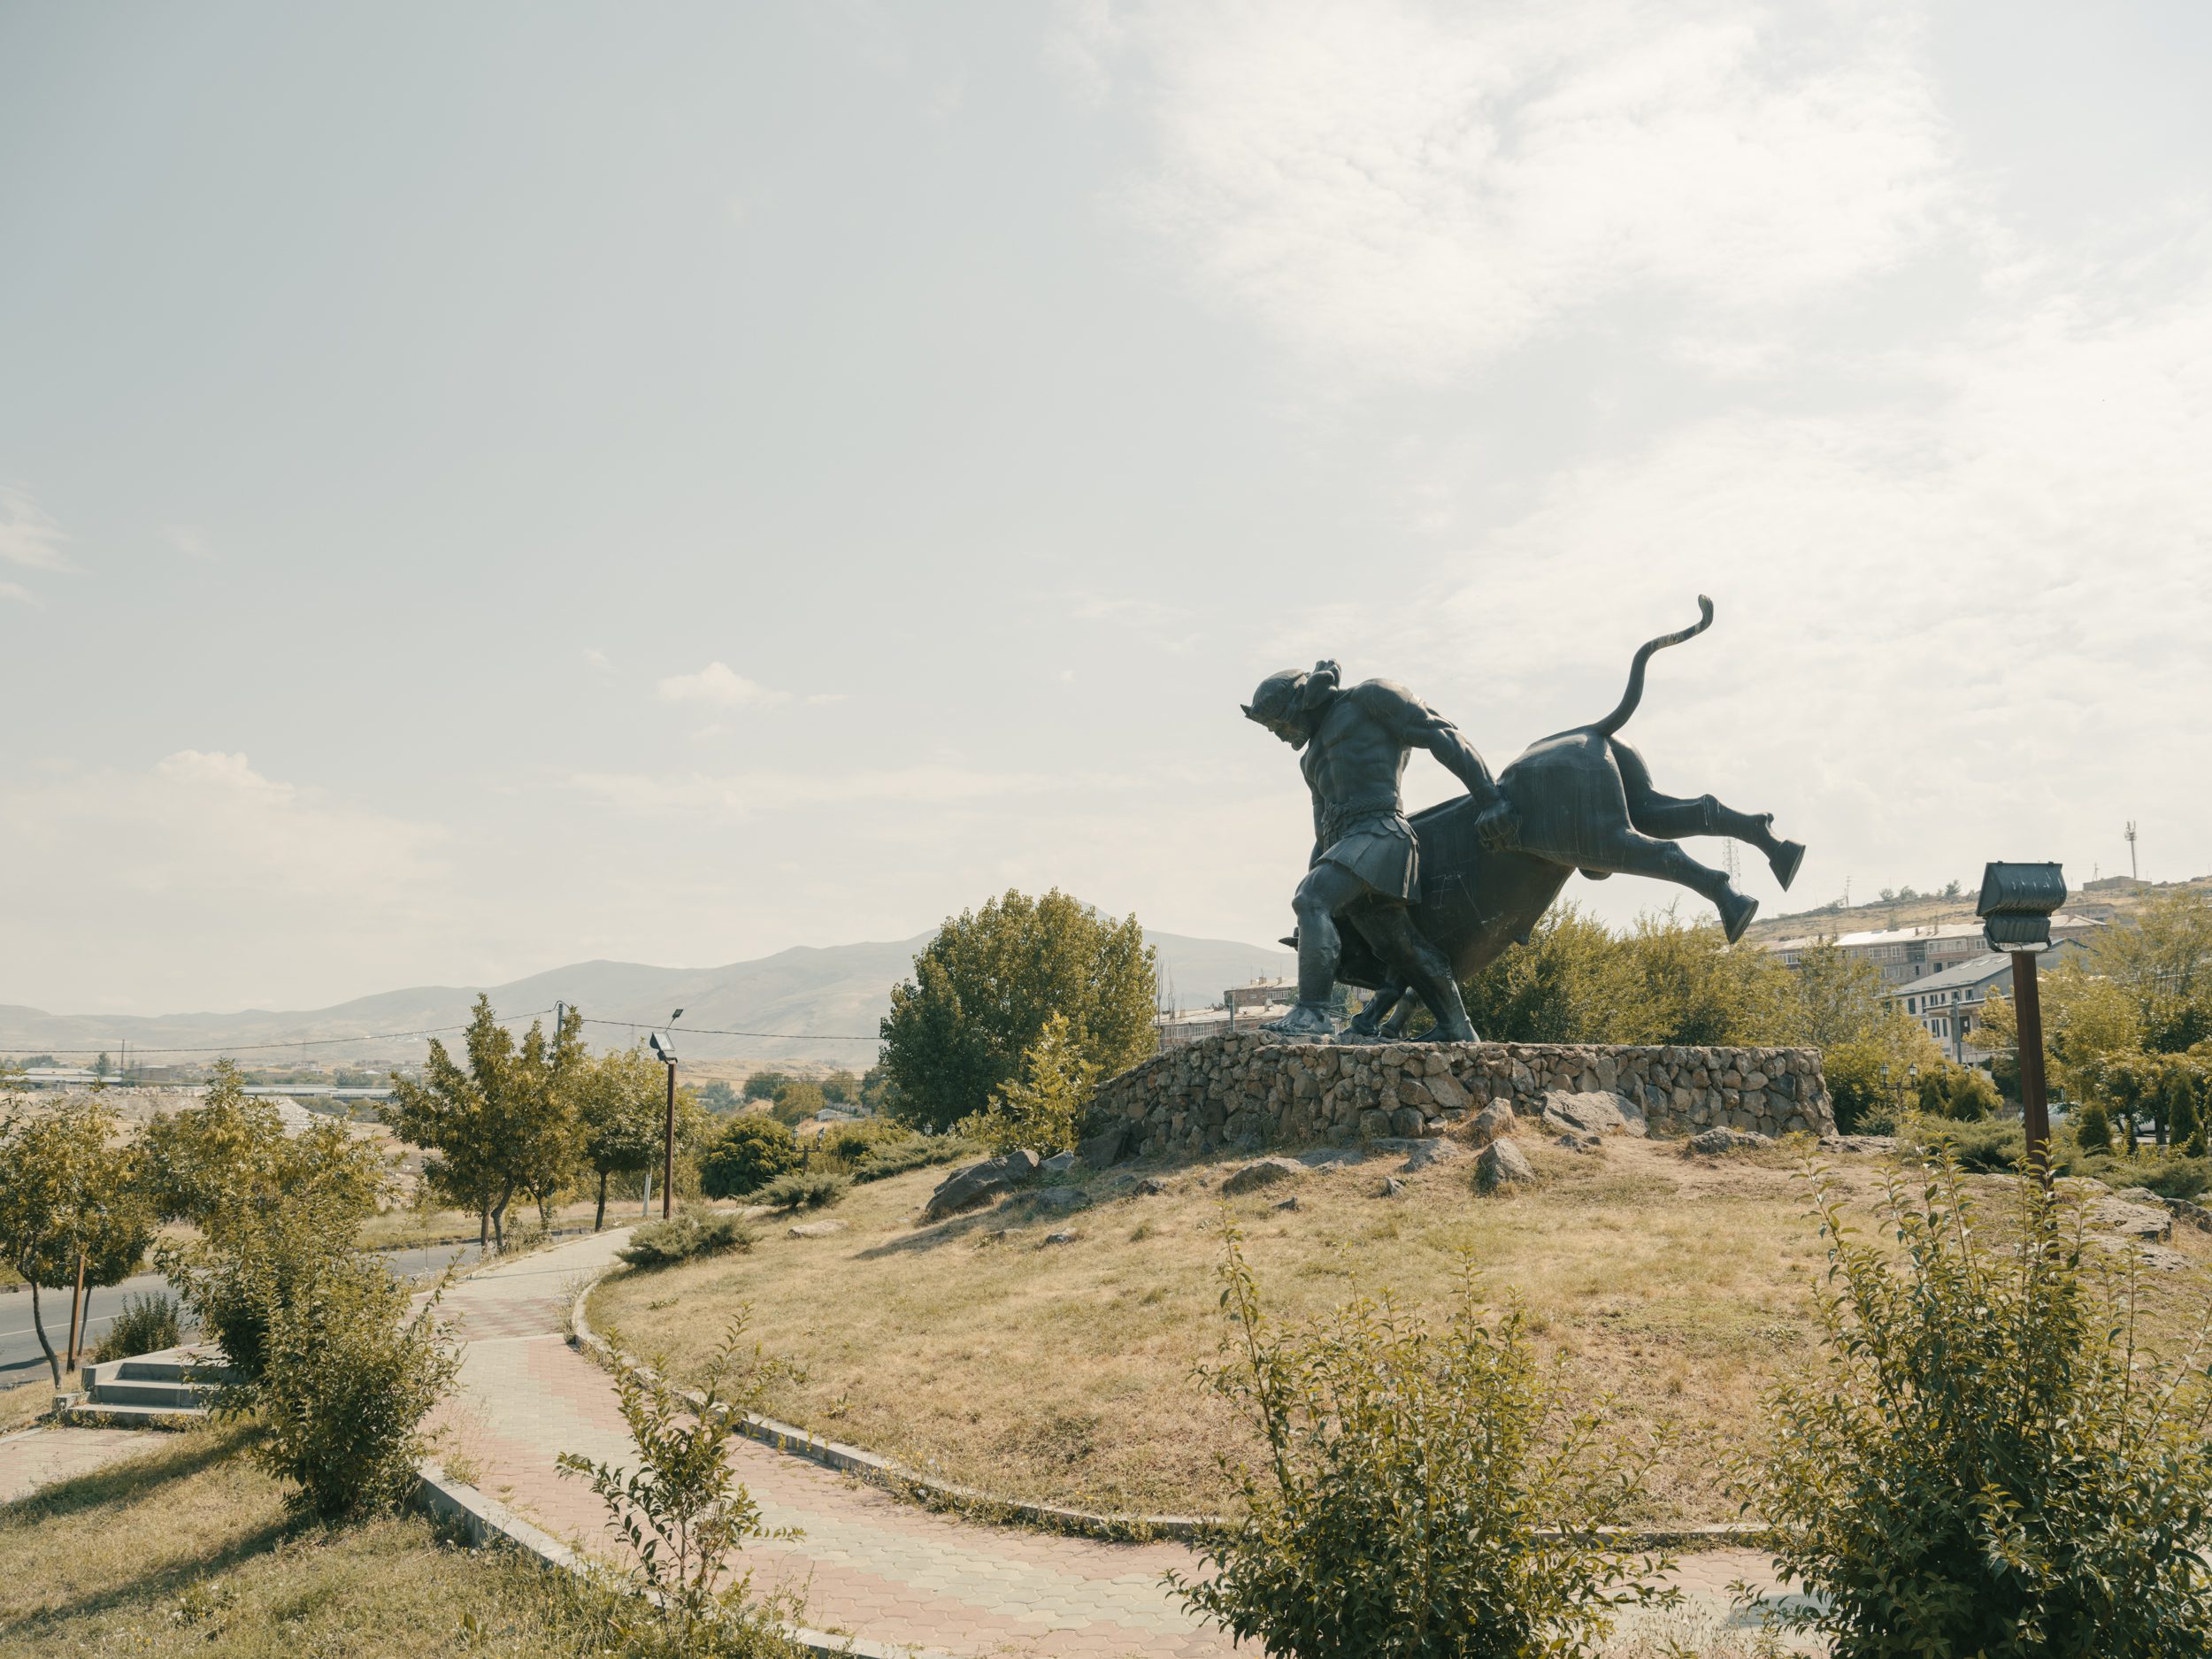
1765,913 -> 2107,953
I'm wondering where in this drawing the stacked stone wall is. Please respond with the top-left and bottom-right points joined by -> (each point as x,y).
1092,1033 -> 1832,1162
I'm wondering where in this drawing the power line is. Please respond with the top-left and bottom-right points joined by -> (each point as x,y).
3,1010 -> 556,1060
578,1015 -> 879,1042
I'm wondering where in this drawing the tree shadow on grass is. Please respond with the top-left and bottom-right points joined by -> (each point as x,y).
0,1424 -> 246,1527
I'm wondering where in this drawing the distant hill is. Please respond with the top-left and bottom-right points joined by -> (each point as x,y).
1746,872 -> 2212,944
0,929 -> 1294,1070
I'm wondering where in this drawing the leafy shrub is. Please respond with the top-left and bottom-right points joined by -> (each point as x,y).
252,1252 -> 457,1520
90,1290 -> 183,1364
1916,1063 -> 2002,1121
699,1116 -> 800,1199
768,1080 -> 825,1126
754,1171 -> 849,1211
816,1115 -> 909,1168
849,1133 -> 976,1184
559,1319 -> 799,1653
741,1071 -> 788,1102
2070,1148 -> 2212,1202
1741,1159 -> 2212,1655
1170,1230 -> 1675,1659
959,1012 -> 1098,1156
1907,1115 -> 2024,1173
2073,1099 -> 2115,1153
618,1209 -> 757,1270
165,1194 -> 362,1385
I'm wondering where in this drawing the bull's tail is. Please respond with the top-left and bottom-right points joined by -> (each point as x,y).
1589,595 -> 1715,738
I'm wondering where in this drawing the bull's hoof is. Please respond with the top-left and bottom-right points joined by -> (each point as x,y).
1719,889 -> 1760,945
1769,839 -> 1806,891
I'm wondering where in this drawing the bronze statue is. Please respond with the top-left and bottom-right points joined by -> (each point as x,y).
1245,596 -> 1803,1042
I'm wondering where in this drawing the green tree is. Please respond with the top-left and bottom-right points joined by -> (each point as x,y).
2073,1099 -> 2115,1154
963,1012 -> 1101,1155
383,996 -> 581,1250
1456,907 -> 1623,1043
768,1079 -> 825,1126
1610,910 -> 1789,1045
0,1098 -> 154,1384
573,1044 -> 666,1230
700,1117 -> 801,1198
742,1071 -> 789,1102
1979,962 -> 2143,1105
696,1079 -> 741,1113
818,1070 -> 858,1105
879,887 -> 1157,1132
92,1051 -> 111,1079
2094,888 -> 2212,1053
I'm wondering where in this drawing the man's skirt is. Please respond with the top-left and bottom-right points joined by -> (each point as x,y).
1317,807 -> 1420,902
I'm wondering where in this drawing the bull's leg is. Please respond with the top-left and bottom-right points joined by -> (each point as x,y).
1358,906 -> 1479,1042
1347,984 -> 1405,1039
1580,827 -> 1761,944
1613,741 -> 1806,891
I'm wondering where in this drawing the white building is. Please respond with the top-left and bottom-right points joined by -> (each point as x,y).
1764,914 -> 2106,990
1156,979 -> 1296,1048
1888,940 -> 2092,1064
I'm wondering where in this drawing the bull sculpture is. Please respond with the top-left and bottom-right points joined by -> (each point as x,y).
1246,595 -> 1803,1043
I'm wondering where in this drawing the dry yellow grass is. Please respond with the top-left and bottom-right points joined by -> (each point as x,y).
0,1425 -> 621,1657
593,1137 -> 2037,1524
596,1141 -> 2212,1524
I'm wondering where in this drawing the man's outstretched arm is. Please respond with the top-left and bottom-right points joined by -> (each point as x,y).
1353,681 -> 1517,844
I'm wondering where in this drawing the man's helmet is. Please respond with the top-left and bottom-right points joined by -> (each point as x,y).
1241,668 -> 1307,729
1243,661 -> 1340,749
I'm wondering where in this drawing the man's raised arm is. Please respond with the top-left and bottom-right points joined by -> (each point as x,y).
1354,681 -> 1518,846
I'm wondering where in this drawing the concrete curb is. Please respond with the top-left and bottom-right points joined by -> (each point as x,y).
410,1444 -> 956,1657
568,1265 -> 1769,1552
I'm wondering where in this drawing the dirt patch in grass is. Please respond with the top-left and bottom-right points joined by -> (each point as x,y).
0,1425 -> 611,1657
593,1137 -> 2212,1525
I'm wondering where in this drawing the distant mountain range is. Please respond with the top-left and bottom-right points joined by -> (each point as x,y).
0,930 -> 1295,1069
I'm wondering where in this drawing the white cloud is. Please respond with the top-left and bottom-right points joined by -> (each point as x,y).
0,582 -> 35,607
582,646 -> 612,673
164,525 -> 211,558
0,486 -> 73,572
655,661 -> 789,708
1096,0 -> 1951,376
565,765 -> 1071,819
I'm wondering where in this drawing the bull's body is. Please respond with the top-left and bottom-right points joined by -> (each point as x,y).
1325,598 -> 1804,1025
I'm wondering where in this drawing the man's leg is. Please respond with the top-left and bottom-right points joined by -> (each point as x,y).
1357,905 -> 1479,1042
1266,862 -> 1371,1037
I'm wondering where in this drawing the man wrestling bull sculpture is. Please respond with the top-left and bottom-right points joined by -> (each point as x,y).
1245,595 -> 1804,1042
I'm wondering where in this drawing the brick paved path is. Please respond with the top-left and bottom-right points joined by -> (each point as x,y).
436,1229 -> 1819,1657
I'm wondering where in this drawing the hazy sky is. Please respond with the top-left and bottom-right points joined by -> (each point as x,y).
4,1 -> 2210,1017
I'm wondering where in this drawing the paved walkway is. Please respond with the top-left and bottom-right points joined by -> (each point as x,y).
434,1229 -> 1816,1657
0,1425 -> 162,1504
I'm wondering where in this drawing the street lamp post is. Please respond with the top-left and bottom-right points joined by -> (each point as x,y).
649,1009 -> 685,1221
1978,863 -> 2067,1174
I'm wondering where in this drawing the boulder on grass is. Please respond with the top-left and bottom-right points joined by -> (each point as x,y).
924,1148 -> 1042,1221
2090,1196 -> 2173,1243
1684,1126 -> 1770,1156
1076,1124 -> 1128,1171
1221,1156 -> 1305,1196
1476,1138 -> 1536,1192
1540,1090 -> 1647,1140
1467,1102 -> 1517,1148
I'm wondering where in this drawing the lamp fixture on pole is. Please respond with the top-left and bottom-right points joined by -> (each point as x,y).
649,1009 -> 684,1221
1977,863 -> 2066,1174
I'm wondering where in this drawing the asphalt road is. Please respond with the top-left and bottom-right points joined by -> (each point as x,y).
0,1238 -> 491,1379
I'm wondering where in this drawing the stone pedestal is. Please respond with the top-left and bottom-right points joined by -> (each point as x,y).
1092,1032 -> 1832,1161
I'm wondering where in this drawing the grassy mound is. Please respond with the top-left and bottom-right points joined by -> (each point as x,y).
595,1136 -> 2147,1525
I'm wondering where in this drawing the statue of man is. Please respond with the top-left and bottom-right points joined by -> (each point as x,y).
1244,661 -> 1518,1041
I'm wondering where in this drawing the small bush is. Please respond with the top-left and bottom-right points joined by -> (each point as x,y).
959,1012 -> 1098,1155
2073,1099 -> 2115,1153
1908,1115 -> 2024,1173
1740,1158 -> 2212,1655
700,1116 -> 801,1199
850,1133 -> 976,1184
754,1171 -> 849,1211
1170,1230 -> 1676,1659
90,1290 -> 185,1363
253,1252 -> 457,1520
817,1116 -> 910,1169
559,1318 -> 800,1653
618,1210 -> 757,1270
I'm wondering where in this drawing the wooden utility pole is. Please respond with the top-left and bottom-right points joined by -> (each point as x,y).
2014,950 -> 2051,1174
662,1058 -> 676,1219
65,1252 -> 87,1373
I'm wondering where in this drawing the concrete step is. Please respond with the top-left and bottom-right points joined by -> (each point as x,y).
88,1374 -> 211,1409
100,1347 -> 237,1387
